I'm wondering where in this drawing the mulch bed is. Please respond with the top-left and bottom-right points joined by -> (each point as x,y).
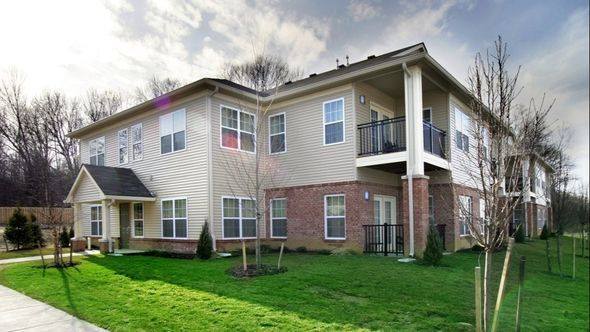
227,264 -> 287,278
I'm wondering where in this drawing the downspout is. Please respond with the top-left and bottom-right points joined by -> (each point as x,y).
206,87 -> 219,251
402,62 -> 415,257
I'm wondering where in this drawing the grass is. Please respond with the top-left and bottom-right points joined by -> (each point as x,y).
0,237 -> 587,331
0,247 -> 70,260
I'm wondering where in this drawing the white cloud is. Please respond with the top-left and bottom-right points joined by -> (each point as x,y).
348,0 -> 379,22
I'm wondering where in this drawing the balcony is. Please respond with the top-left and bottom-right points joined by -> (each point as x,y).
357,117 -> 446,158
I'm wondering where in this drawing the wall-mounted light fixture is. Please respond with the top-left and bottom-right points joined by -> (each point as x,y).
359,95 -> 366,105
364,191 -> 370,201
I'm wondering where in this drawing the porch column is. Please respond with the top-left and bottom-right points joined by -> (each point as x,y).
404,65 -> 424,176
100,199 -> 112,253
71,203 -> 86,252
402,175 -> 430,257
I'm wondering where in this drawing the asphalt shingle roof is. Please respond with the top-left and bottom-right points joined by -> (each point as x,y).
83,164 -> 153,198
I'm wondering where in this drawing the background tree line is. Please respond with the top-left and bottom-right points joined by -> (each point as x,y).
0,71 -> 181,208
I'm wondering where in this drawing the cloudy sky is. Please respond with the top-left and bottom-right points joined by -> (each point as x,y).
1,0 -> 588,186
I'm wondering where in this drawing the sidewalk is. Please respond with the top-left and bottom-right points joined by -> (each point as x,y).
0,285 -> 106,331
0,251 -> 99,265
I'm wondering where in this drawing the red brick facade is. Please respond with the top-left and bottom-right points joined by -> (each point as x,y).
129,238 -> 197,253
264,181 -> 401,251
401,176 -> 430,255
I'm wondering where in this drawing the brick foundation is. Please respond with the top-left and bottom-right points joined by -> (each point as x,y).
401,176 -> 430,256
265,181 -> 401,251
99,239 -> 110,254
430,183 -> 455,251
129,238 -> 197,253
71,238 -> 86,252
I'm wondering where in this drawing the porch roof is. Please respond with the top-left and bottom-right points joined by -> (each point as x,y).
65,164 -> 156,203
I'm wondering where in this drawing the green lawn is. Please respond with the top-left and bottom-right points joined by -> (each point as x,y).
0,238 -> 587,331
0,247 -> 70,260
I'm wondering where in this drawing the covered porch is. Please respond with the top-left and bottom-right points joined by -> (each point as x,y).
64,164 -> 156,253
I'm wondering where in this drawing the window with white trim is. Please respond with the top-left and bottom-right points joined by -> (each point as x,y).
269,113 -> 286,154
90,205 -> 103,236
271,198 -> 287,238
459,195 -> 472,235
454,107 -> 470,152
131,123 -> 143,161
118,129 -> 128,165
221,106 -> 255,152
423,108 -> 432,123
160,109 -> 186,154
89,137 -> 105,166
133,203 -> 144,237
222,197 -> 256,239
161,198 -> 187,238
323,98 -> 344,145
325,194 -> 345,239
479,198 -> 487,234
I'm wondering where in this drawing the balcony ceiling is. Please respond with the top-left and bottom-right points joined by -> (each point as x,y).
364,71 -> 441,99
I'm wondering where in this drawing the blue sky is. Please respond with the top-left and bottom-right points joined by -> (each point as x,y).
0,0 -> 588,186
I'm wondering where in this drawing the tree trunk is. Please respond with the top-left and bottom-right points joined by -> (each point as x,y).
556,233 -> 563,278
255,214 -> 261,268
483,250 -> 493,332
545,238 -> 552,273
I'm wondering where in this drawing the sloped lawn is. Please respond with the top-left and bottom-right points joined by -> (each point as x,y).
0,238 -> 587,331
0,247 -> 70,260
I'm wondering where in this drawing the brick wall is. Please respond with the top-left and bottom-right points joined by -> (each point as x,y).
401,176 -> 430,256
430,183 -> 455,250
265,181 -> 401,251
129,238 -> 197,253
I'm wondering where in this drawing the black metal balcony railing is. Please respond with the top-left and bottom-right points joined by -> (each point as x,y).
357,117 -> 447,158
363,223 -> 404,256
358,117 -> 406,156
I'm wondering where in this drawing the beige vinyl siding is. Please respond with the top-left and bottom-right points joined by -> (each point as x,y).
449,94 -> 479,187
78,94 -> 210,240
73,172 -> 101,202
423,90 -> 449,132
80,203 -> 120,238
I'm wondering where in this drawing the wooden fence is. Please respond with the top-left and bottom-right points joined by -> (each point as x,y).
0,207 -> 73,226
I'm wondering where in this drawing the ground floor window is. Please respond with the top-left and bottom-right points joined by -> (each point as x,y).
537,206 -> 546,229
222,197 -> 256,239
90,205 -> 103,236
459,195 -> 472,236
325,194 -> 346,239
161,198 -> 187,238
271,198 -> 287,238
133,202 -> 144,237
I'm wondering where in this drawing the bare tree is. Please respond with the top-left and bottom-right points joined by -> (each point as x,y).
455,36 -> 554,330
134,75 -> 182,103
82,89 -> 122,123
221,54 -> 301,268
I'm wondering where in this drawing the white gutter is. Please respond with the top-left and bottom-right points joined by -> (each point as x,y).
402,62 -> 415,257
206,87 -> 219,251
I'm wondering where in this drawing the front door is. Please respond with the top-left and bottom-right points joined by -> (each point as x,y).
119,203 -> 130,249
373,195 -> 397,252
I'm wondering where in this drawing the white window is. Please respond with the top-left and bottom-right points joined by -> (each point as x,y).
479,198 -> 487,234
90,205 -> 102,236
454,107 -> 470,152
133,203 -> 144,237
271,198 -> 287,238
537,207 -> 546,229
118,129 -> 128,165
323,98 -> 345,145
459,195 -> 472,236
222,197 -> 256,239
325,194 -> 346,239
482,127 -> 489,160
269,113 -> 286,154
220,106 -> 255,152
131,123 -> 143,161
161,198 -> 187,238
423,108 -> 432,123
89,137 -> 105,166
160,109 -> 186,154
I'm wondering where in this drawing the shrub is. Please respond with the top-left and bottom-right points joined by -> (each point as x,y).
196,221 -> 213,260
515,223 -> 526,243
330,248 -> 360,256
69,227 -> 74,239
28,214 -> 45,248
4,208 -> 29,250
59,227 -> 71,248
422,225 -> 443,266
539,224 -> 549,240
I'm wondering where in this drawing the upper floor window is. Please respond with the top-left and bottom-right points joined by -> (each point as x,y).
118,129 -> 128,165
161,198 -> 187,238
454,107 -> 470,153
221,106 -> 255,152
89,137 -> 105,166
131,123 -> 143,161
269,113 -> 286,154
271,198 -> 287,238
323,98 -> 344,145
160,109 -> 186,154
325,194 -> 346,239
459,195 -> 472,236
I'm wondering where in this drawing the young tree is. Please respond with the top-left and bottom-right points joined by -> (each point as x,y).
4,208 -> 29,250
196,221 -> 213,260
135,75 -> 182,103
422,225 -> 443,266
221,54 -> 301,268
457,36 -> 553,330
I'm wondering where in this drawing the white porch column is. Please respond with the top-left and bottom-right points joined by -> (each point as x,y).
404,65 -> 424,176
101,199 -> 112,253
73,203 -> 82,238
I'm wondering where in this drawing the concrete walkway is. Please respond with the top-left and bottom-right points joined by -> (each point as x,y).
0,285 -> 106,331
0,251 -> 98,265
